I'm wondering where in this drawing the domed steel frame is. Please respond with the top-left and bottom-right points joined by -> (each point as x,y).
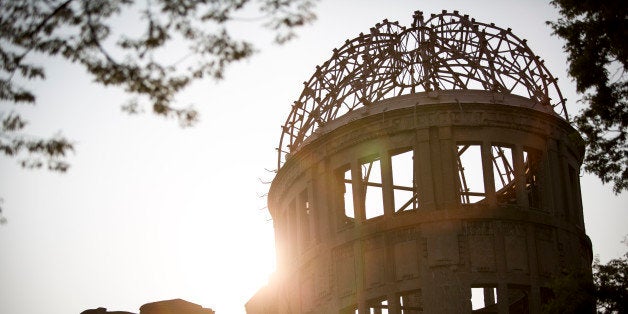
278,10 -> 567,169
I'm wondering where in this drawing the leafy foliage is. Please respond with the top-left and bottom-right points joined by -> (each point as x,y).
594,251 -> 628,313
0,0 -> 316,172
541,267 -> 596,314
1,112 -> 73,172
548,0 -> 628,193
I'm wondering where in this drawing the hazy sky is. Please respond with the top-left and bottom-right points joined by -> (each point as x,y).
1,1 -> 626,313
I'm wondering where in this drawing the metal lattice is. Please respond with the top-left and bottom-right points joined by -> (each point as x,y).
278,10 -> 567,168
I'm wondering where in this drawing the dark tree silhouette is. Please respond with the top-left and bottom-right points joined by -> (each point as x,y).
0,0 -> 316,172
594,251 -> 628,313
548,0 -> 627,194
541,268 -> 596,314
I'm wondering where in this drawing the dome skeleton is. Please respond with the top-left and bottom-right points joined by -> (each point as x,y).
277,10 -> 567,169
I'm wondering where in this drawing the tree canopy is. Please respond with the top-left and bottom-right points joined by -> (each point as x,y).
541,267 -> 595,314
594,251 -> 628,313
548,0 -> 627,194
0,0 -> 316,172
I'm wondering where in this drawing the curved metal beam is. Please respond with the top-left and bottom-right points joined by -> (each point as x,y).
278,10 -> 567,169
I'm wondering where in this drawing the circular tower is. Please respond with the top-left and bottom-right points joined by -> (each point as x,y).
248,10 -> 592,314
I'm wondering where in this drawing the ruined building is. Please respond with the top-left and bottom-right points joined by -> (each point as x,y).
247,11 -> 592,313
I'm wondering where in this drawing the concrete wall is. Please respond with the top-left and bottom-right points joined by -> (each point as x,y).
247,90 -> 591,314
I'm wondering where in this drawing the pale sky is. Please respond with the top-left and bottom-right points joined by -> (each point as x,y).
1,1 -> 626,314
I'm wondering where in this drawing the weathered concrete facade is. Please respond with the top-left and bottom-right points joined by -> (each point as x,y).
247,11 -> 592,314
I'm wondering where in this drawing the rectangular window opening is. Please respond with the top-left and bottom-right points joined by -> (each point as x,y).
491,145 -> 517,204
299,189 -> 311,248
457,144 -> 486,204
568,164 -> 580,223
524,148 -> 542,209
392,149 -> 418,212
471,286 -> 497,313
399,289 -> 423,313
368,298 -> 389,314
339,167 -> 355,222
362,157 -> 384,219
338,304 -> 357,314
507,285 -> 530,314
